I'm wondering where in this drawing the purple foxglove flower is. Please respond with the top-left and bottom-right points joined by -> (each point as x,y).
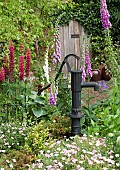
80,66 -> 86,82
49,89 -> 58,106
49,92 -> 56,106
100,0 -> 112,30
85,50 -> 92,77
52,34 -> 61,64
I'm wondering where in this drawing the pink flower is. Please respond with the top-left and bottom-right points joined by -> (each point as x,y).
26,49 -> 31,77
88,159 -> 93,165
18,56 -> 24,80
0,67 -> 5,82
52,34 -> 61,64
49,92 -> 56,106
80,66 -> 86,82
85,50 -> 92,77
49,89 -> 58,106
100,0 -> 112,30
9,42 -> 15,81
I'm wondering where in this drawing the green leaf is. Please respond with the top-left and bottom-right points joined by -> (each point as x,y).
32,108 -> 48,117
34,96 -> 45,104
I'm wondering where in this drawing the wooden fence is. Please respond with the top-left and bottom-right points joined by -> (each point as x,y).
59,20 -> 89,72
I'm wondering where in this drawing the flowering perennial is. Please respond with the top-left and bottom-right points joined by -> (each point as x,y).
18,56 -> 24,80
26,49 -> 31,77
49,89 -> 58,106
43,47 -> 49,83
0,67 -> 5,82
9,42 -> 15,81
52,34 -> 61,64
85,50 -> 92,77
80,48 -> 92,82
100,0 -> 112,30
80,66 -> 86,82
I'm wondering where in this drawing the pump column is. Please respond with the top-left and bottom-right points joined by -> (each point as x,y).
70,70 -> 83,136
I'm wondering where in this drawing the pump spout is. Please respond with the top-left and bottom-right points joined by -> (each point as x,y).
81,82 -> 99,91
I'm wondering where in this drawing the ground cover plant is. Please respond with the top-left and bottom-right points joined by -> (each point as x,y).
0,121 -> 120,169
0,0 -> 120,169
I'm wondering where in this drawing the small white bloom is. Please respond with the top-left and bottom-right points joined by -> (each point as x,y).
9,164 -> 13,168
6,160 -> 10,163
2,150 -> 5,153
116,163 -> 120,167
12,159 -> 16,162
58,162 -> 63,168
108,133 -> 114,137
115,154 -> 119,157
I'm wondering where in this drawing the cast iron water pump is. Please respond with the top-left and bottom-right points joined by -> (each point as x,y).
38,54 -> 99,136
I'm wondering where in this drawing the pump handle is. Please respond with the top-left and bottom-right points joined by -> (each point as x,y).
37,54 -> 80,95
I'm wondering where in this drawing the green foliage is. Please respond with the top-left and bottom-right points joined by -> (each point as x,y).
102,30 -> 119,76
57,74 -> 72,115
0,80 -> 32,123
0,0 -> 44,47
90,36 -> 105,68
24,121 -> 51,153
81,90 -> 99,134
25,91 -> 62,125
87,78 -> 120,136
107,131 -> 120,163
24,114 -> 71,154
47,115 -> 71,138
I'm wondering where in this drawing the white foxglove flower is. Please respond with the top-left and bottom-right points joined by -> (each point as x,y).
43,47 -> 49,83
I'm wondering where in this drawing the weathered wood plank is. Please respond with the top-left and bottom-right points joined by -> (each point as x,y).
63,25 -> 69,72
68,20 -> 75,70
59,20 -> 89,73
74,20 -> 80,70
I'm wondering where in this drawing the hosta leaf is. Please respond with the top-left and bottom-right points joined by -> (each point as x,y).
32,108 -> 48,117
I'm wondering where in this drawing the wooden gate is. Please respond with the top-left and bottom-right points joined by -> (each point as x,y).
59,20 -> 89,72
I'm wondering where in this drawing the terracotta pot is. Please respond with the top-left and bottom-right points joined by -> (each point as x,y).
91,69 -> 101,82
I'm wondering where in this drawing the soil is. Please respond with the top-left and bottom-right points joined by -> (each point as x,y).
82,81 -> 111,105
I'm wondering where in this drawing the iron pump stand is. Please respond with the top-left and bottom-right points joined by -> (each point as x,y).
38,54 -> 99,136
